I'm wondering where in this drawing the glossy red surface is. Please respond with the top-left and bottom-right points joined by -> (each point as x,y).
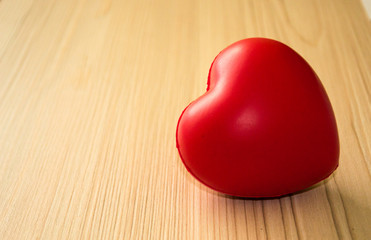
176,38 -> 339,198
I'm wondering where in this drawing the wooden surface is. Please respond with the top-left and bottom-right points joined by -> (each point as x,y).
0,0 -> 370,239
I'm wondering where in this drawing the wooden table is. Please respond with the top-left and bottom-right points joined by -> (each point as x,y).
0,0 -> 370,239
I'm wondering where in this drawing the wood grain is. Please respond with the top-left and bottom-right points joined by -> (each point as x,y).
0,0 -> 370,239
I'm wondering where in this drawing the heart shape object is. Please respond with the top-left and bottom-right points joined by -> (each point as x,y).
176,38 -> 339,198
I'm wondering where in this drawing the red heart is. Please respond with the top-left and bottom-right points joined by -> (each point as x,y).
176,38 -> 339,198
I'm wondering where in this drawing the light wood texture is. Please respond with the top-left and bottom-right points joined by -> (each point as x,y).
0,0 -> 370,239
